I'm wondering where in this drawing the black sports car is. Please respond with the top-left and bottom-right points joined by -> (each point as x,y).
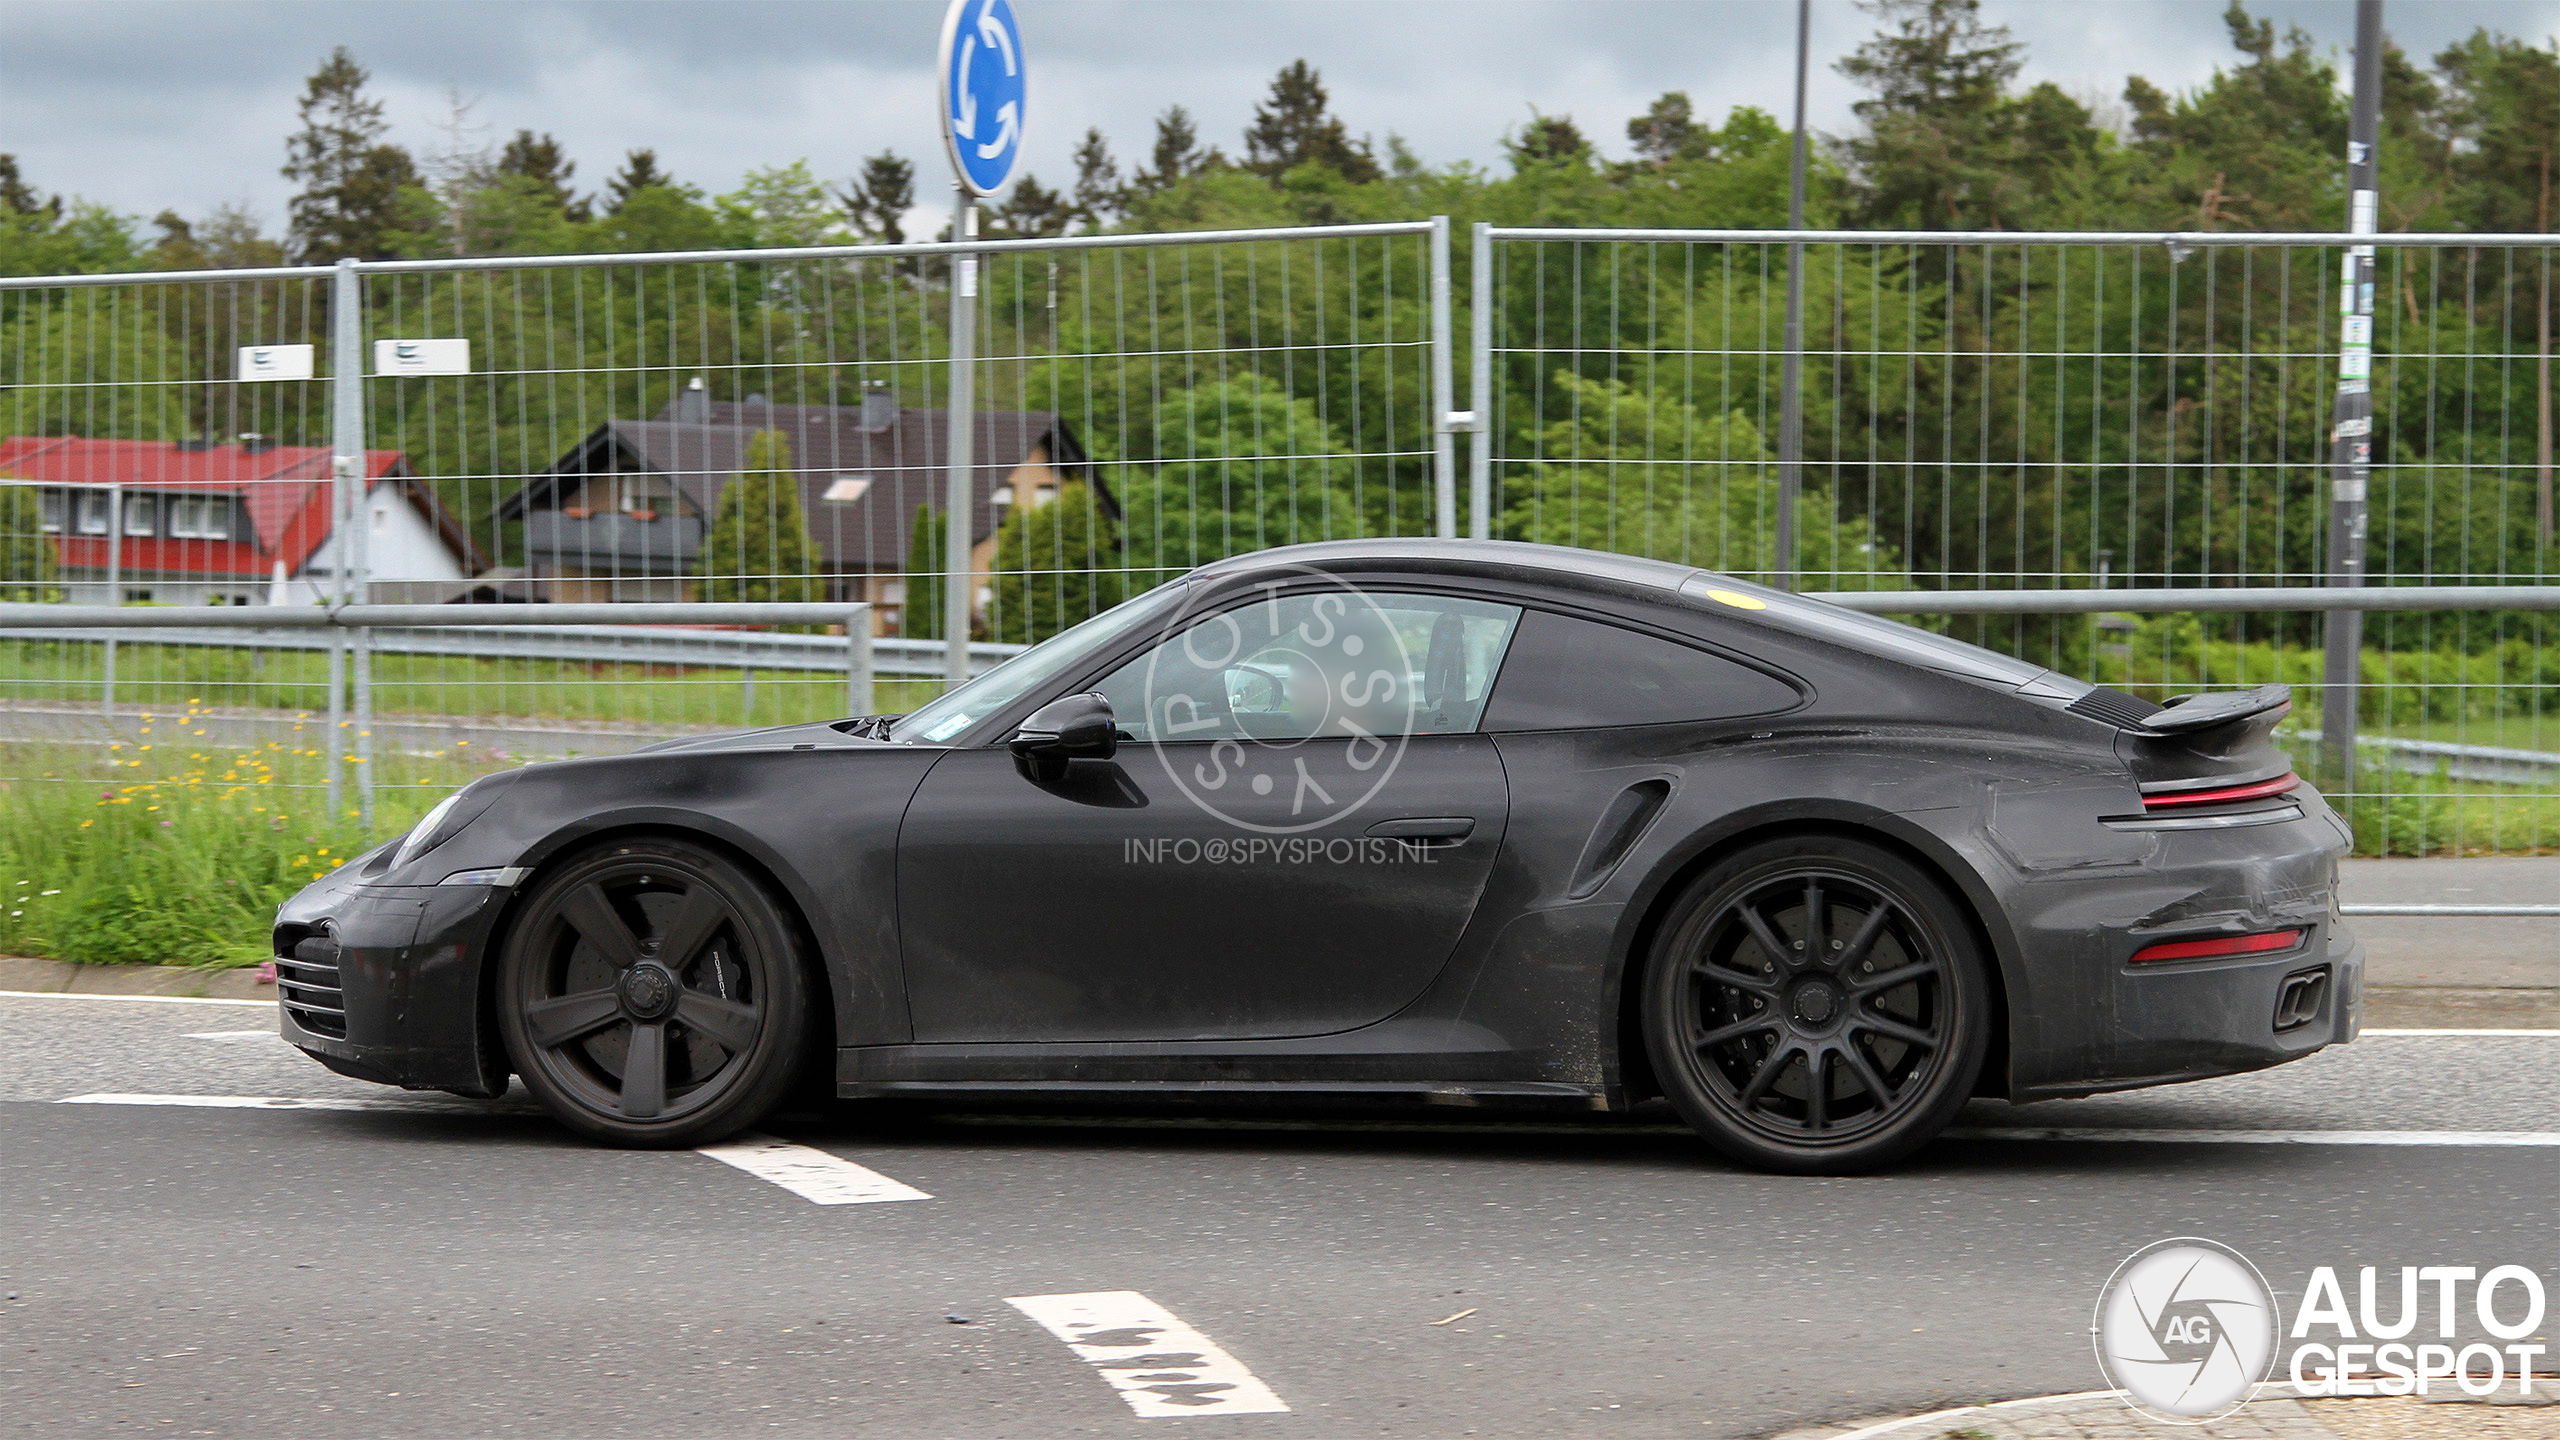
276,540 -> 2359,1173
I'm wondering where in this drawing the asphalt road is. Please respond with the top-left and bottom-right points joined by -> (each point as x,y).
2,994 -> 2555,1440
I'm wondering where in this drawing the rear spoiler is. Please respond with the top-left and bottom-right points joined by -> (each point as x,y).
2141,682 -> 2292,736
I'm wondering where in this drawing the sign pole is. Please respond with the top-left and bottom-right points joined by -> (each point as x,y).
944,187 -> 977,687
1776,0 -> 1810,591
936,0 -> 1024,686
2322,0 -> 2383,786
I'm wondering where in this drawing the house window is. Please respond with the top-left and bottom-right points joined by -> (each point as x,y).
615,475 -> 671,516
123,495 -> 157,536
37,489 -> 64,533
76,492 -> 110,534
169,495 -> 235,540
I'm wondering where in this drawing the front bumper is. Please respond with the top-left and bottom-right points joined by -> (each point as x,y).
275,867 -> 516,1097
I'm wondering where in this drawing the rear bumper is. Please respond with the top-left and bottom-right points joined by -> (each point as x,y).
2012,921 -> 2362,1102
274,871 -> 515,1097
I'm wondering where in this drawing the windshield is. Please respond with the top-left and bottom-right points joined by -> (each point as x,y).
890,580 -> 1190,744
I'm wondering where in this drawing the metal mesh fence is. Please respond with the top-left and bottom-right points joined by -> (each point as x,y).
1478,228 -> 2560,852
3,222 -> 2556,855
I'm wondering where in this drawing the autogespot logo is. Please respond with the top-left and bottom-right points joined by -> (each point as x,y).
1135,566 -> 1417,836
2092,1238 -> 2280,1423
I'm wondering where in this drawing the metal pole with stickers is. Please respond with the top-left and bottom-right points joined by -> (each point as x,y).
2321,0 -> 2384,784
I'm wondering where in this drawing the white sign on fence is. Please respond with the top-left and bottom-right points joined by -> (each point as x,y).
373,338 -> 471,377
235,344 -> 314,382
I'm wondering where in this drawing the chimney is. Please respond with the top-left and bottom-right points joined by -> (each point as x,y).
674,376 -> 711,425
237,432 -> 277,454
860,381 -> 897,433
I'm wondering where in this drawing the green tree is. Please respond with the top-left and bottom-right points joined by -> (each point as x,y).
603,149 -> 672,214
990,482 -> 1123,643
0,481 -> 60,600
902,501 -> 948,640
586,183 -> 720,252
1505,372 -> 1906,587
1242,61 -> 1379,183
498,130 -> 585,221
1069,129 -> 1123,229
985,174 -> 1073,240
1129,106 -> 1220,198
716,161 -> 846,248
841,151 -> 915,244
281,47 -> 426,262
697,430 -> 822,606
1122,373 -> 1372,575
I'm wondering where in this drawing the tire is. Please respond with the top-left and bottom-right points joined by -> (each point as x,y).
496,837 -> 814,1148
1641,834 -> 1990,1175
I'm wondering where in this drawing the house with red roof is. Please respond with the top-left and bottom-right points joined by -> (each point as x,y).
0,436 -> 484,606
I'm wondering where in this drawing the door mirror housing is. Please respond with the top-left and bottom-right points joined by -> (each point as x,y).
1009,692 -> 1117,782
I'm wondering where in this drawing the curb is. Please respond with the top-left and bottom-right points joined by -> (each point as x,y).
0,954 -> 272,1003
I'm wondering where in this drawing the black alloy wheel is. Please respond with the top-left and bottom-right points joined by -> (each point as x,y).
1644,835 -> 1989,1174
497,838 -> 812,1147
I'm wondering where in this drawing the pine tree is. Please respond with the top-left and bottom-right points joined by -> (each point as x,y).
1242,62 -> 1379,182
1510,114 -> 1592,170
1627,93 -> 1700,166
281,48 -> 424,262
1069,129 -> 1122,229
986,174 -> 1072,239
697,430 -> 822,607
498,130 -> 586,221
990,482 -> 1121,644
603,149 -> 672,215
902,501 -> 948,640
1131,106 -> 1218,195
0,156 -> 58,221
841,151 -> 915,244
1835,0 -> 2035,228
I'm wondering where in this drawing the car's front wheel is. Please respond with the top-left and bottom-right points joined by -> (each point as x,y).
497,837 -> 813,1147
1643,835 -> 1990,1174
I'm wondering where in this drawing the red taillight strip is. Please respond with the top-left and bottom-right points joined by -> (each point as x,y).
2141,772 -> 2298,809
2129,929 -> 2305,964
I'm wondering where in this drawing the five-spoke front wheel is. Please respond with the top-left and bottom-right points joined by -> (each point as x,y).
497,838 -> 812,1147
1644,836 -> 1989,1174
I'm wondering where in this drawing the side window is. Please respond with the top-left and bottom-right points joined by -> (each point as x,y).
1092,592 -> 1523,743
1480,609 -> 1798,732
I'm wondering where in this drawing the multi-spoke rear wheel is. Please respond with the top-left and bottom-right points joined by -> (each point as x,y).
497,838 -> 812,1147
1644,836 -> 1989,1174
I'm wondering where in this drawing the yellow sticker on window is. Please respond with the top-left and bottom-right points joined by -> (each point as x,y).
1704,589 -> 1768,610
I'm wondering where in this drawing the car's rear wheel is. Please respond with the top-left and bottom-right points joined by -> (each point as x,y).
497,837 -> 812,1148
1643,835 -> 1989,1174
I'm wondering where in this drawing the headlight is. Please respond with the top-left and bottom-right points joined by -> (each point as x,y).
392,793 -> 465,870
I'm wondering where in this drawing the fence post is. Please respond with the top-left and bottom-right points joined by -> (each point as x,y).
845,603 -> 874,718
1430,216 -> 1457,540
944,190 -> 978,689
1469,223 -> 1494,541
101,484 -> 121,719
327,257 -> 366,822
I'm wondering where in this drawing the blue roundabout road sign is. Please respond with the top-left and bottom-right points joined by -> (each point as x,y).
939,0 -> 1027,197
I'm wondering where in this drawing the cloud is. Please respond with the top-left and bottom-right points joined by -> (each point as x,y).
2,0 -> 2555,232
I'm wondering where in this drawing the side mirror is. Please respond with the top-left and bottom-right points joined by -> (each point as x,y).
1009,692 -> 1118,782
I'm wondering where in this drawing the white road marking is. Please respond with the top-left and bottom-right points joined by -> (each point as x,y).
183,1030 -> 282,1043
0,990 -> 274,1008
692,1134 -> 930,1205
1006,1290 -> 1289,1419
2363,1028 -> 2560,1037
58,1092 -> 492,1113
1949,1127 -> 2560,1146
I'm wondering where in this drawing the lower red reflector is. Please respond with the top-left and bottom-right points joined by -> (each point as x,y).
2130,929 -> 2305,964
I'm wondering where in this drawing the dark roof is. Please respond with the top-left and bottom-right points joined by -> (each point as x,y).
502,400 -> 1107,573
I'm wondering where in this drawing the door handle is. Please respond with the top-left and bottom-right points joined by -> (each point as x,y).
1366,816 -> 1475,843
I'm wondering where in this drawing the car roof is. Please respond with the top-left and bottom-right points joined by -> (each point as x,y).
1188,538 -> 1706,598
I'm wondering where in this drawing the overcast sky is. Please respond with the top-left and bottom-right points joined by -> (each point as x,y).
6,0 -> 2559,235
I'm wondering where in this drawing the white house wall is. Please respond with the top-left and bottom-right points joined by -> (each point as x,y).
298,485 -> 469,593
